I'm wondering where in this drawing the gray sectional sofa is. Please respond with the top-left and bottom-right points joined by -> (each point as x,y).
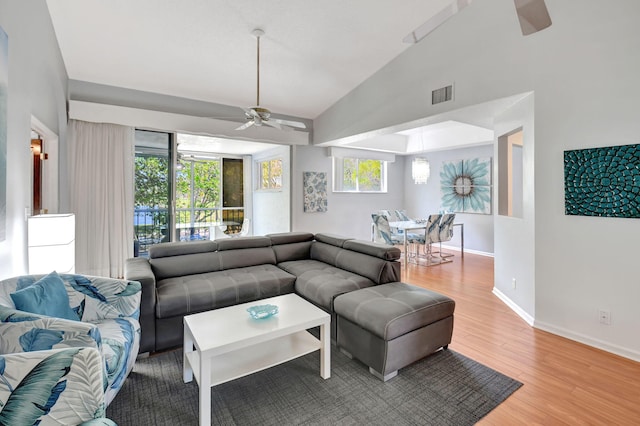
125,232 -> 402,354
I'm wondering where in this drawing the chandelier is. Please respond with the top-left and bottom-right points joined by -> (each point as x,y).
412,157 -> 430,184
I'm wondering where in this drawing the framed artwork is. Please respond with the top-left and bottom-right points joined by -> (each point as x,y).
440,157 -> 492,214
0,25 -> 8,241
303,172 -> 327,213
564,143 -> 640,218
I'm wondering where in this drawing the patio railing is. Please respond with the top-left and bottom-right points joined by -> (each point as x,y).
134,207 -> 244,257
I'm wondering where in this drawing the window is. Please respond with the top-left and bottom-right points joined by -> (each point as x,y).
258,158 -> 282,190
333,157 -> 387,192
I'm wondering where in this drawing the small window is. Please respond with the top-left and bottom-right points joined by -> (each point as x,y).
258,158 -> 282,190
333,157 -> 387,193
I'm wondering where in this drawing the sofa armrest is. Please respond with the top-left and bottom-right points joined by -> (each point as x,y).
0,306 -> 102,353
124,257 -> 157,353
0,347 -> 108,425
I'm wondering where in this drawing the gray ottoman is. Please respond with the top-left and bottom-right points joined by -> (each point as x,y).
334,282 -> 455,381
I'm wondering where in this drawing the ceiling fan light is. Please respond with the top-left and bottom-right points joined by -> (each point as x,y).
412,157 -> 431,184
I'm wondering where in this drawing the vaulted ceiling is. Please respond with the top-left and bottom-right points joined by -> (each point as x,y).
46,0 -> 498,154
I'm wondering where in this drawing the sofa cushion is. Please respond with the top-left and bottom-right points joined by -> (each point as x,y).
333,282 -> 455,340
155,264 -> 296,318
149,240 -> 217,258
278,260 -> 376,311
150,252 -> 222,281
311,242 -> 400,285
0,307 -> 101,353
0,347 -> 109,425
309,241 -> 342,266
342,240 -> 401,261
334,249 -> 401,285
314,233 -> 354,248
217,246 -> 277,270
268,232 -> 314,263
216,236 -> 272,250
271,241 -> 313,263
267,232 -> 314,245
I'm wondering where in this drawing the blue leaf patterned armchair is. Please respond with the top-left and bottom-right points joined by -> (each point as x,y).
0,273 -> 141,425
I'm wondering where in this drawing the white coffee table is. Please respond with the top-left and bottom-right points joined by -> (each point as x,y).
183,293 -> 331,426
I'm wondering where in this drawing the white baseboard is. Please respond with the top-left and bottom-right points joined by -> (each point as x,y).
493,287 -> 640,362
534,320 -> 640,363
440,244 -> 494,258
491,287 -> 534,326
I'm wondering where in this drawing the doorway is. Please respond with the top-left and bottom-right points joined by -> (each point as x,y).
30,116 -> 59,215
31,131 -> 44,215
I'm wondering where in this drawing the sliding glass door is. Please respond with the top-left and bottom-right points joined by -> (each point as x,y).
134,131 -> 245,255
133,130 -> 172,256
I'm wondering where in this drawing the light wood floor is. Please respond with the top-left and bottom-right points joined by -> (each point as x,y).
402,252 -> 640,425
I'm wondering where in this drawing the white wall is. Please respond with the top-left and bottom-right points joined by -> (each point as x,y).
314,0 -> 640,360
291,145 -> 404,241
494,95 -> 536,322
404,144 -> 494,255
252,145 -> 291,235
0,0 -> 68,278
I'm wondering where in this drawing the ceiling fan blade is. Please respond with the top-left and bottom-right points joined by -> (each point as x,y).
262,120 -> 284,130
272,118 -> 306,129
235,121 -> 254,131
514,0 -> 552,35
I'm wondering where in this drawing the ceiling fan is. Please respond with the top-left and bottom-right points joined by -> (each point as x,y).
403,0 -> 551,43
234,29 -> 306,132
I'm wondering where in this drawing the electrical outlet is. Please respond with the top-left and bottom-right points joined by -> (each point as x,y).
512,278 -> 517,289
599,309 -> 611,325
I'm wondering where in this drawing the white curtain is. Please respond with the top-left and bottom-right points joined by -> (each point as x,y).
68,120 -> 134,278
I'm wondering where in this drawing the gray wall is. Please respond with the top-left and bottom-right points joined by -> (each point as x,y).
0,0 -> 68,278
291,145 -> 404,241
315,0 -> 640,360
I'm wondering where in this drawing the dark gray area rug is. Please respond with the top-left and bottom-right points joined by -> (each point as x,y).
108,347 -> 521,425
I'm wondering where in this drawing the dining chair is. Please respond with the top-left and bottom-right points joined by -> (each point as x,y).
395,210 -> 412,222
372,213 -> 426,264
422,214 -> 443,259
377,210 -> 394,220
436,213 -> 456,259
371,213 -> 403,245
231,218 -> 251,238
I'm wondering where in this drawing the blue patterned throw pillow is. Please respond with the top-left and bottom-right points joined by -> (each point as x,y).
10,271 -> 78,321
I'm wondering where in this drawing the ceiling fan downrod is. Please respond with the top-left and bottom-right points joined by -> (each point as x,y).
253,28 -> 264,107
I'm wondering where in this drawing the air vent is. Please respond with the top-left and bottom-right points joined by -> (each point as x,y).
432,85 -> 453,105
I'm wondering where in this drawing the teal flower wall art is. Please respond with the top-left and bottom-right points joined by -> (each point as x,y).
564,143 -> 640,218
440,158 -> 492,214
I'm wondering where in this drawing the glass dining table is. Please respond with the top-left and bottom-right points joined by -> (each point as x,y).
389,220 -> 464,265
